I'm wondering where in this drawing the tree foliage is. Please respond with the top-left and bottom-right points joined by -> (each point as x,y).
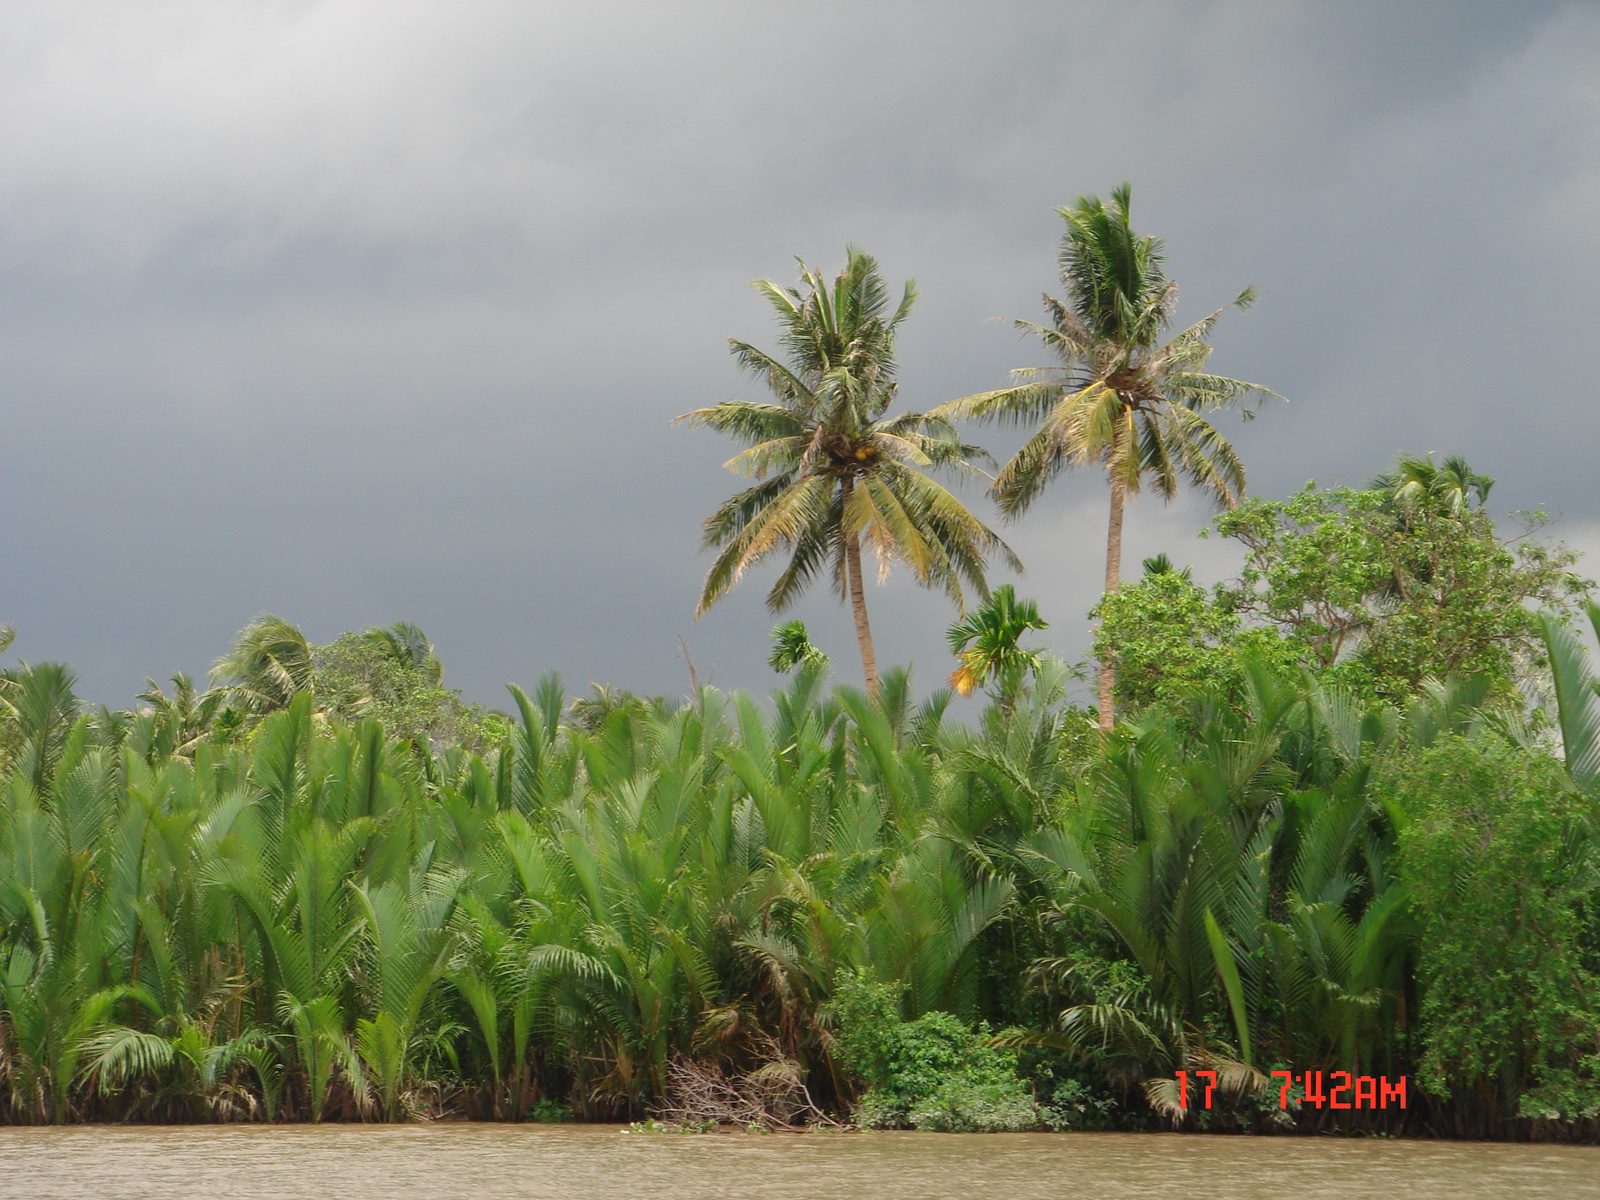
1090,570 -> 1303,712
1386,736 -> 1600,1125
311,623 -> 503,751
1213,482 -> 1590,700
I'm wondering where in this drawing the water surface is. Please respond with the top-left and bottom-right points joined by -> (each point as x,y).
2,1124 -> 1597,1200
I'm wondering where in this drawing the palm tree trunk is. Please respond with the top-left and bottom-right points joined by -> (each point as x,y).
841,477 -> 881,699
1097,473 -> 1127,731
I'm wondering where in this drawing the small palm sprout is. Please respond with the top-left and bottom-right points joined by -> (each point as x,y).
1141,553 -> 1194,581
767,620 -> 829,674
946,585 -> 1049,699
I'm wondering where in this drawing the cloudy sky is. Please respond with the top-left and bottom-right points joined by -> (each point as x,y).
2,1 -> 1598,709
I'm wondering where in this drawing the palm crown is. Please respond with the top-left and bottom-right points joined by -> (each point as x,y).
1370,453 -> 1493,519
680,248 -> 1018,696
210,613 -> 313,714
767,619 -> 829,674
936,186 -> 1274,727
945,584 -> 1049,699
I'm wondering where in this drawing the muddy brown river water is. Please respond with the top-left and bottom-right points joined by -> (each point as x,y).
1,1124 -> 1596,1199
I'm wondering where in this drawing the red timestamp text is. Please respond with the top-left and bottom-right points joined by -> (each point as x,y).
1175,1070 -> 1406,1110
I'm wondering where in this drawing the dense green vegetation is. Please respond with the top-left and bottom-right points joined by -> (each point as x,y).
3,188 -> 1598,1140
1,572 -> 1597,1135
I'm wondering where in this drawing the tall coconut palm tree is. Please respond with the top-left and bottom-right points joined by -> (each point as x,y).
936,186 -> 1274,729
680,248 -> 1019,698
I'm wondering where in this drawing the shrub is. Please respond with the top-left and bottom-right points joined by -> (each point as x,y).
908,1077 -> 1040,1133
831,976 -> 1039,1131
528,1097 -> 571,1123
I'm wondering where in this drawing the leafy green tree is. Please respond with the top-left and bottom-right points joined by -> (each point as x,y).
1090,571 -> 1297,712
945,585 -> 1049,702
1213,482 -> 1590,700
1087,554 -> 1305,715
311,623 -> 501,751
1387,735 -> 1600,1127
680,248 -> 1018,698
938,186 -> 1273,728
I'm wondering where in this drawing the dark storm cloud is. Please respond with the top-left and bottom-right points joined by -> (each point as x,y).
1,1 -> 1596,706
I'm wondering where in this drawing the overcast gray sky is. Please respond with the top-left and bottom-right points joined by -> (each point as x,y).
2,1 -> 1598,709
